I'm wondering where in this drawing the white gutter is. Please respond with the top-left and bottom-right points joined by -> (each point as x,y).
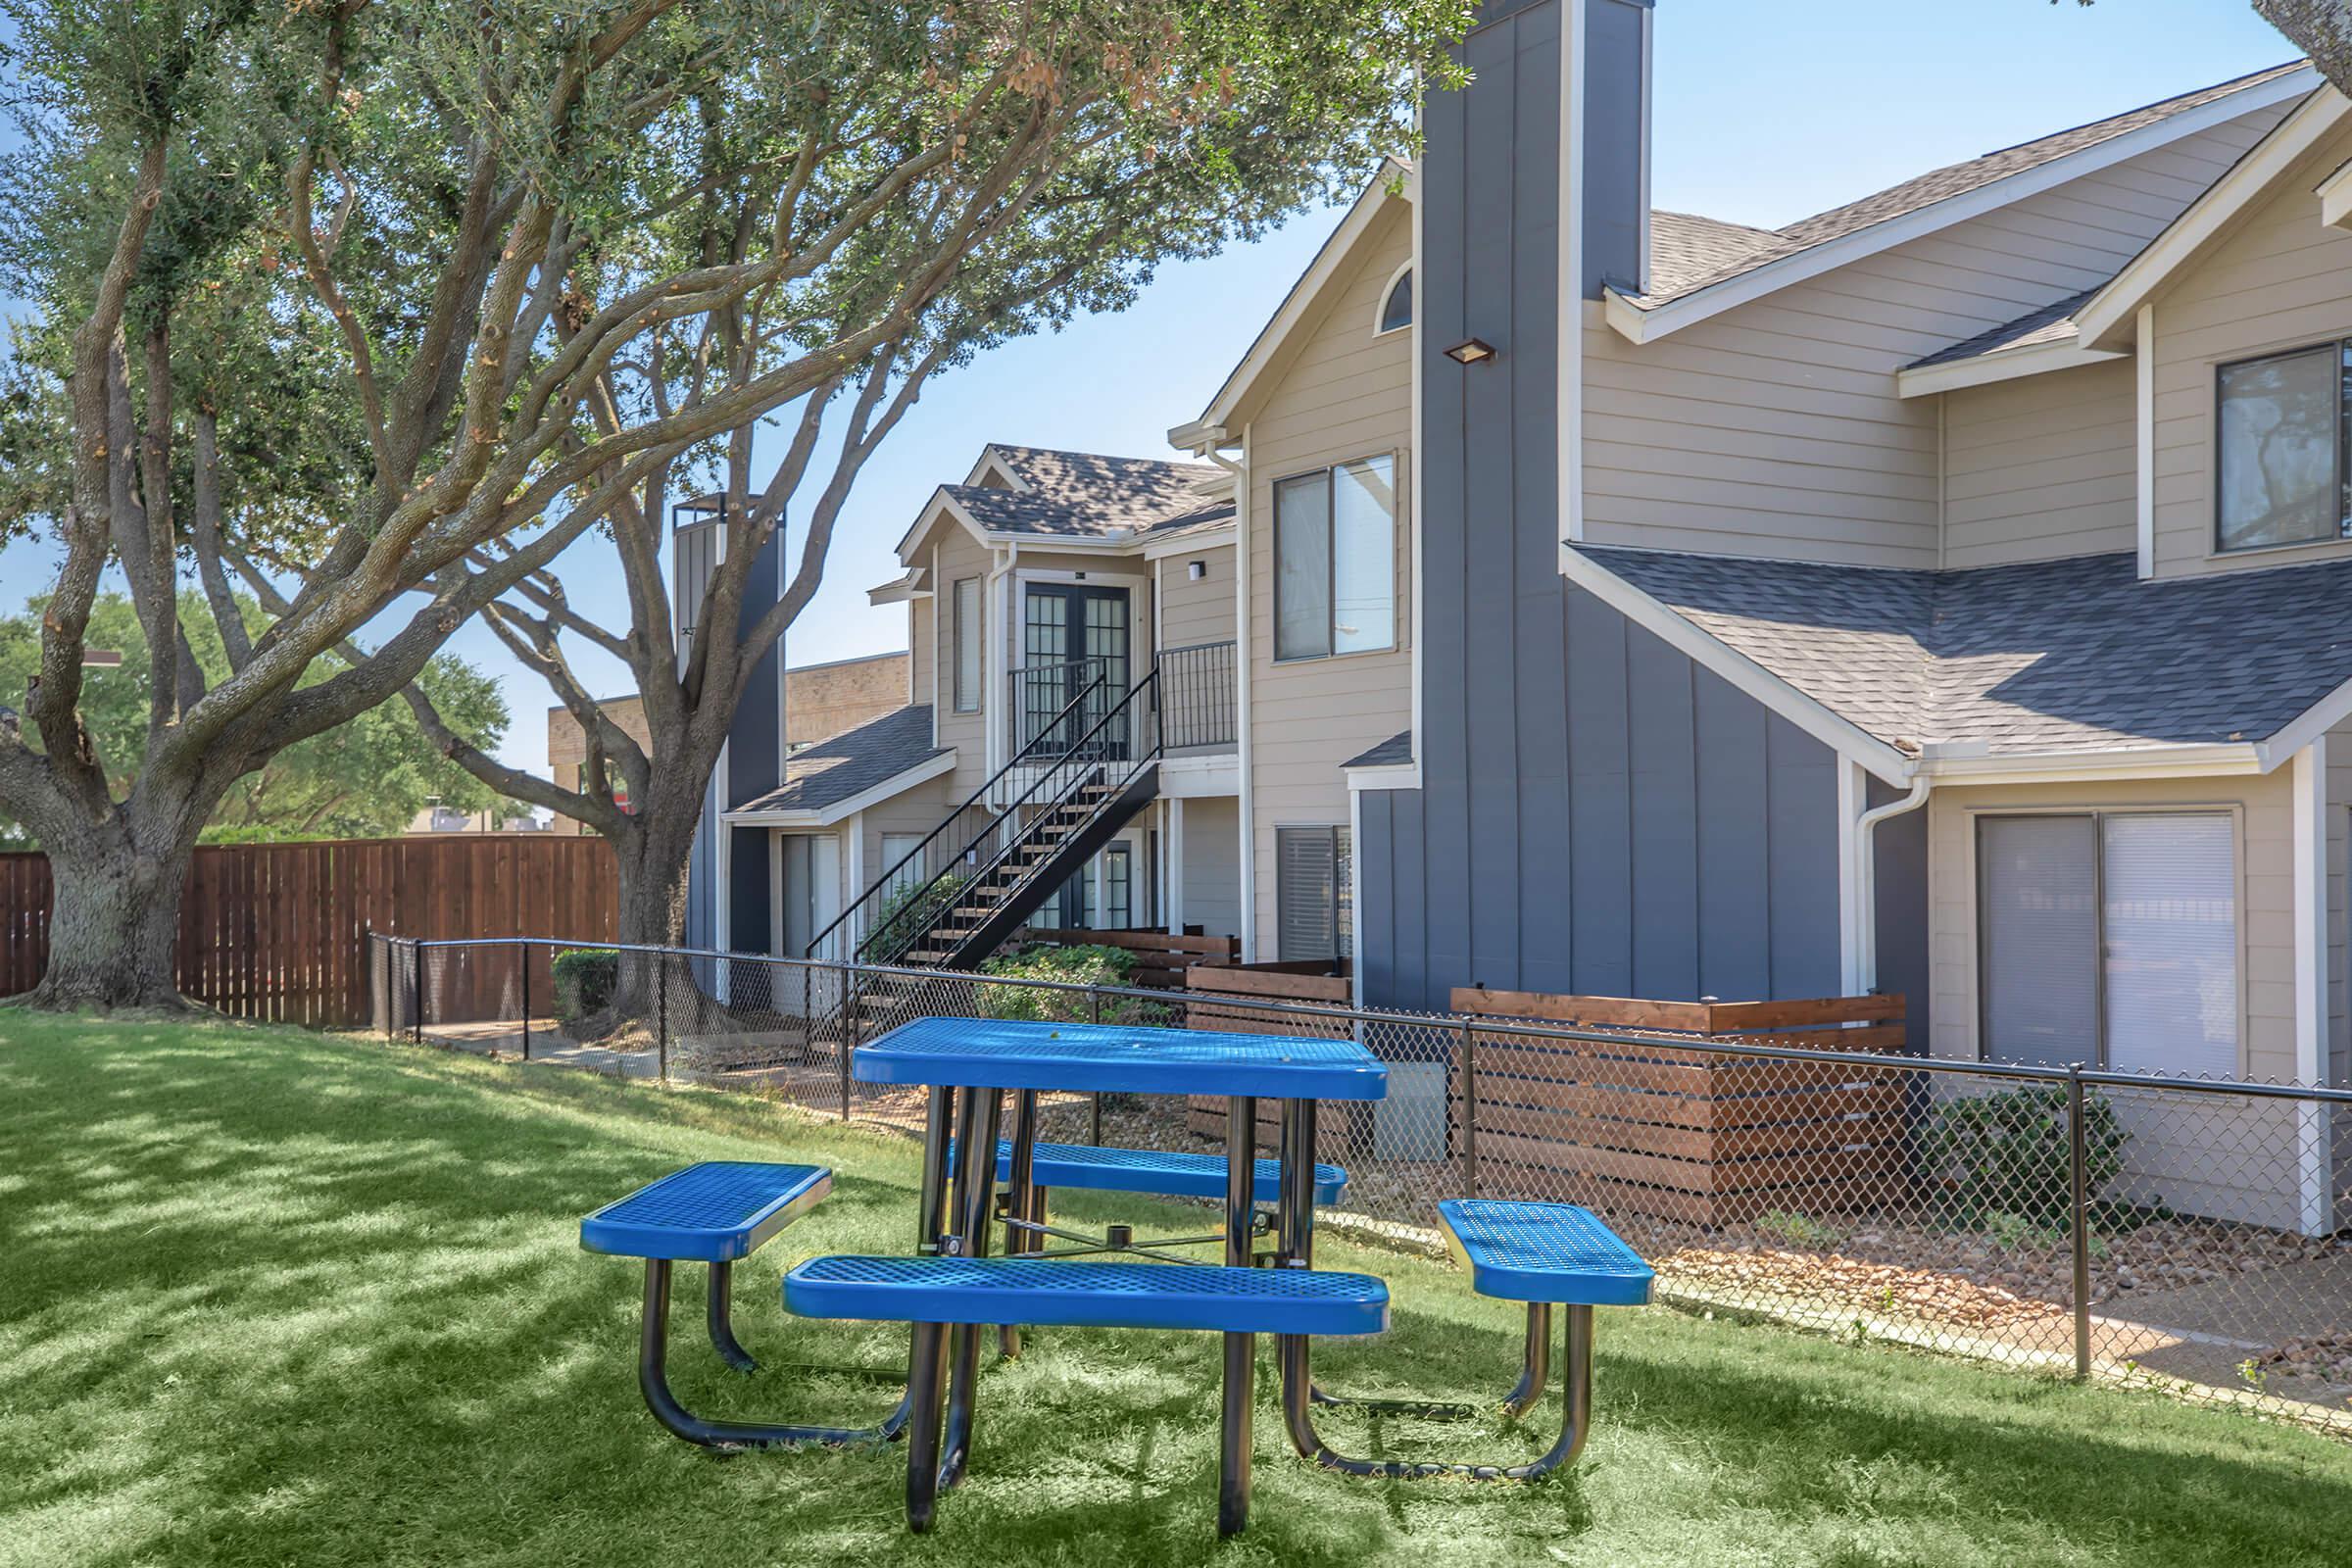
985,539 -> 1020,777
1854,776 -> 1930,993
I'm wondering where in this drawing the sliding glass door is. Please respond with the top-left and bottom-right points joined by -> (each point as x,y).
1976,811 -> 2237,1076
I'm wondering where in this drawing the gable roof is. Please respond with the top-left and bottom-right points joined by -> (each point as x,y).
1609,61 -> 2317,344
1179,161 -> 1411,446
726,705 -> 948,821
1574,546 -> 2352,767
2074,78 -> 2351,349
897,447 -> 1231,558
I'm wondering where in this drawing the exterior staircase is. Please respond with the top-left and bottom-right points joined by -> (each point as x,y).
798,663 -> 1167,1051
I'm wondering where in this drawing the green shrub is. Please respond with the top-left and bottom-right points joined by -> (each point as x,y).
867,870 -> 968,958
551,947 -> 618,1024
1919,1084 -> 2126,1226
1754,1209 -> 1842,1249
978,942 -> 1143,1024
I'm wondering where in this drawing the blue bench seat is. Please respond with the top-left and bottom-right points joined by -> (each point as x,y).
1436,1200 -> 1654,1306
786,1255 -> 1390,1337
580,1161 -> 832,1262
977,1140 -> 1349,1206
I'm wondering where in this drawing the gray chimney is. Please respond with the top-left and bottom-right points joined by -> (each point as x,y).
1582,0 -> 1654,299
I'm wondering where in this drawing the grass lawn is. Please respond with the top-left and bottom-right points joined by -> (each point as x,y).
5,1018 -> 2351,1568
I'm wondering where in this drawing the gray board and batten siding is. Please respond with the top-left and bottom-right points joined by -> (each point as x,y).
1354,0 -> 1928,1033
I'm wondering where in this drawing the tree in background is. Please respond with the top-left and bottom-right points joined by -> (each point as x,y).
0,0 -> 1469,1010
0,593 -> 509,844
381,2 -> 1470,965
2254,5 -> 2352,89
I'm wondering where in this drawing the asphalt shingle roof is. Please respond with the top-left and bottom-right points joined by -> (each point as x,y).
733,705 -> 944,814
941,446 -> 1232,542
1577,547 -> 2352,758
1906,288 -> 2097,369
1343,731 -> 1414,770
1623,61 -> 2309,311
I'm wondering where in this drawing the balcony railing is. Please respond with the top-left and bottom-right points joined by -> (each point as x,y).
1156,640 -> 1236,751
1007,640 -> 1236,756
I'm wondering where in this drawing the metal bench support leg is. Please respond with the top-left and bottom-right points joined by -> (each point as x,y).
1278,1299 -> 1594,1482
1218,1093 -> 1257,1538
903,1321 -> 952,1533
636,1259 -> 901,1450
706,1260 -> 760,1373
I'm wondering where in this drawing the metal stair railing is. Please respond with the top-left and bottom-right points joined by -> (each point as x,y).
866,665 -> 1163,971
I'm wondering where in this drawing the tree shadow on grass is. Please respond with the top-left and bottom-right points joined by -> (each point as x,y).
7,1023 -> 2352,1566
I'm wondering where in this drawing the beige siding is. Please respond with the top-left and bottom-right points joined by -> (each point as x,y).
1924,772 -> 2310,1227
2150,118 -> 2352,576
1156,541 -> 1236,651
1173,795 -> 1243,940
905,594 -> 932,731
1234,198 -> 1414,956
1941,359 -> 2138,566
2329,717 -> 2352,1091
931,528 -> 993,794
1581,104 -> 2285,566
852,776 -> 960,918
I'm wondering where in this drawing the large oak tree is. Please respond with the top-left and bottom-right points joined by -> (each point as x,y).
0,0 -> 1469,1010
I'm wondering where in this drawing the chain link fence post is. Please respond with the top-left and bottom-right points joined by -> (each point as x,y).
841,962 -> 860,1122
412,940 -> 423,1048
1091,988 -> 1104,1146
657,952 -> 668,1084
1459,1016 -> 1478,1200
2068,1060 -> 2092,1382
519,938 -> 531,1060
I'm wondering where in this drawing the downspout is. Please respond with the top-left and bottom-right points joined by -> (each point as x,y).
1195,429 -> 1253,959
985,539 -> 1020,778
1854,774 -> 1930,994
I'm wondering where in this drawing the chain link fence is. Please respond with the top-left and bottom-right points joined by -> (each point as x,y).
365,932 -> 2352,1434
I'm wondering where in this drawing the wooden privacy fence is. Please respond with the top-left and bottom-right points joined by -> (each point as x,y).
1449,988 -> 1908,1225
1184,963 -> 1353,1146
1013,926 -> 1241,988
0,834 -> 618,1027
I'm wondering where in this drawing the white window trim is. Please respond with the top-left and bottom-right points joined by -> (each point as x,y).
1370,259 -> 1413,338
1963,802 -> 2249,1077
1269,452 -> 1401,664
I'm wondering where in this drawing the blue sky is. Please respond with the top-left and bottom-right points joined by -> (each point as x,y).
0,0 -> 2305,778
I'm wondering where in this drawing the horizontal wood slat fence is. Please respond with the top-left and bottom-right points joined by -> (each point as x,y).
1185,964 -> 1354,1146
0,835 -> 617,1027
1449,988 -> 1909,1225
1013,926 -> 1241,988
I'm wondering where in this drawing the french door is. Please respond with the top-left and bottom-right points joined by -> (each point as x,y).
1019,583 -> 1129,757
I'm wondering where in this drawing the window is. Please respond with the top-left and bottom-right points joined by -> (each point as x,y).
1276,825 -> 1352,962
1377,268 -> 1412,333
1977,811 -> 2237,1076
952,577 -> 981,712
1274,456 -> 1396,660
2216,342 -> 2352,552
880,832 -> 924,898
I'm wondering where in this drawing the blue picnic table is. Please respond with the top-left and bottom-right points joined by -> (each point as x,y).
810,1013 -> 1391,1535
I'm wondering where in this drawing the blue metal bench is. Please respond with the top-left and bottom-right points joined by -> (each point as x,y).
579,1161 -> 907,1449
1280,1200 -> 1653,1483
786,1253 -> 1389,1530
952,1124 -> 1351,1358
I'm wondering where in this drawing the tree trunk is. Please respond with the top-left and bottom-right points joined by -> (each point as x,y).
16,819 -> 201,1012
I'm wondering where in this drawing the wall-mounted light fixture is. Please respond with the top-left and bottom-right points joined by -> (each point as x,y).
1188,560 -> 1208,581
1443,337 -> 1496,366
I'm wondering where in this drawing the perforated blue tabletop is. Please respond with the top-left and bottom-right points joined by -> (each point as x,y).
853,1015 -> 1388,1101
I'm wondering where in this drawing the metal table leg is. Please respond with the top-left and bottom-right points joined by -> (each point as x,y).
1218,1093 -> 1257,1537
936,1083 -> 1004,1494
999,1087 -> 1040,1359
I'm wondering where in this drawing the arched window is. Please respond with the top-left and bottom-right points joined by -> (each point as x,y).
1376,267 -> 1411,334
